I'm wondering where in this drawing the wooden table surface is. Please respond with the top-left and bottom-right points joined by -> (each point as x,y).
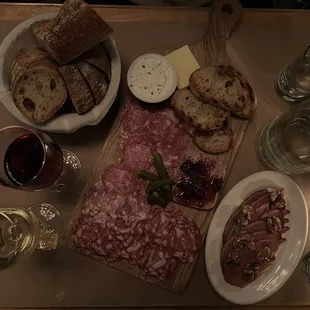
1,3 -> 310,309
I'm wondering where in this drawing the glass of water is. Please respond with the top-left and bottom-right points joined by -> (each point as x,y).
275,45 -> 310,102
256,97 -> 310,174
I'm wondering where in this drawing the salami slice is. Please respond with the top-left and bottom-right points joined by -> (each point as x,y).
154,142 -> 181,168
120,96 -> 143,119
149,115 -> 174,143
165,123 -> 190,151
123,143 -> 153,171
153,108 -> 179,124
122,107 -> 150,134
102,164 -> 137,195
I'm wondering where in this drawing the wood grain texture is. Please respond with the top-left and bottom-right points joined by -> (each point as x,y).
1,3 -> 309,22
205,0 -> 243,65
67,0 -> 250,295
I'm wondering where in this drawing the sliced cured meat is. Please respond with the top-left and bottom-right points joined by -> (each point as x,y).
102,164 -> 137,195
145,208 -> 175,244
122,106 -> 150,134
221,188 -> 289,288
82,181 -> 107,217
165,123 -> 190,151
118,126 -> 155,150
260,208 -> 290,219
149,115 -> 174,143
126,221 -> 150,264
120,96 -> 144,120
123,143 -> 152,171
163,220 -> 202,263
154,142 -> 180,168
153,107 -> 179,124
222,189 -> 270,243
116,191 -> 150,224
141,243 -> 170,280
98,181 -> 126,216
240,219 -> 289,235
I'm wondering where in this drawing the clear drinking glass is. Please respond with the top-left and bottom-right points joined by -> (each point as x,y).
256,97 -> 310,174
275,45 -> 310,102
0,126 -> 81,192
0,204 -> 63,269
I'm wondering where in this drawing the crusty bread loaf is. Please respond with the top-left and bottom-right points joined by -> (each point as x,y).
13,61 -> 67,123
32,0 -> 113,65
189,66 -> 249,113
59,63 -> 94,114
31,20 -> 79,66
182,121 -> 234,154
171,88 -> 230,132
10,47 -> 50,96
80,44 -> 111,80
76,60 -> 108,105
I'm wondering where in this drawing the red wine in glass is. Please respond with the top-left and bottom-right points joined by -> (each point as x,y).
4,133 -> 44,185
3,132 -> 63,190
0,126 -> 80,191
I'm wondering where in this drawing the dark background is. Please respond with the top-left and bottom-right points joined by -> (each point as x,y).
0,0 -> 310,9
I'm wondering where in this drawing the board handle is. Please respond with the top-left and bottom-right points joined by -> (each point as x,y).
205,0 -> 243,65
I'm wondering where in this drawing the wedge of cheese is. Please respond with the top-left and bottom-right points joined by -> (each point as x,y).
166,45 -> 200,89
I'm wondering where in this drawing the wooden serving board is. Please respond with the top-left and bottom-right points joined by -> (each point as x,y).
68,0 -> 246,294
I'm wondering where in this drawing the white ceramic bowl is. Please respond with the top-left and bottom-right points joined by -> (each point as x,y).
0,13 -> 121,133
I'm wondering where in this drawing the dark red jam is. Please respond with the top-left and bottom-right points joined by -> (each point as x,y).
172,159 -> 223,209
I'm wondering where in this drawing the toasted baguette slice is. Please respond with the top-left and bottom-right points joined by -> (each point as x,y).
80,44 -> 111,81
59,63 -> 94,114
190,66 -> 249,113
13,63 -> 67,123
231,71 -> 257,119
76,60 -> 108,105
182,121 -> 234,154
171,88 -> 230,132
193,127 -> 234,154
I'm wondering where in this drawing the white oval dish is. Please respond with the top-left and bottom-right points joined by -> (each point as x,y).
0,13 -> 121,133
205,171 -> 308,305
127,53 -> 177,103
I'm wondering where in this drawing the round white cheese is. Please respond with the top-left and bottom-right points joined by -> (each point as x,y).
127,53 -> 177,103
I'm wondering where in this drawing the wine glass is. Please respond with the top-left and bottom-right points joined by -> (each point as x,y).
0,204 -> 63,269
0,126 -> 81,192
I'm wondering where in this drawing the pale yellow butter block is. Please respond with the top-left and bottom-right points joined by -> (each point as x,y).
165,45 -> 200,89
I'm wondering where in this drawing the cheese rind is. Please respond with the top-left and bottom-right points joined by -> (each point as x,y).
165,45 -> 200,89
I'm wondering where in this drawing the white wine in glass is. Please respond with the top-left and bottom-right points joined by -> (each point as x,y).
0,204 -> 63,269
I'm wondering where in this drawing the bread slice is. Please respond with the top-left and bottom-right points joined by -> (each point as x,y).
80,44 -> 111,81
59,63 -> 94,114
193,127 -> 234,154
189,66 -> 249,113
231,72 -> 257,119
13,63 -> 67,123
171,88 -> 230,132
182,121 -> 234,154
32,21 -> 78,65
32,0 -> 113,65
10,47 -> 50,96
76,60 -> 108,105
